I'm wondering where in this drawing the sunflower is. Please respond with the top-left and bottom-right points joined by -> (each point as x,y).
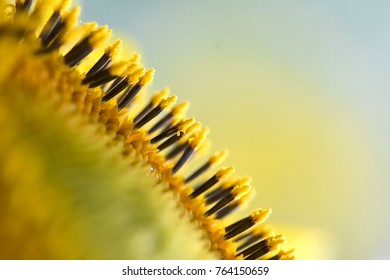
0,0 -> 293,260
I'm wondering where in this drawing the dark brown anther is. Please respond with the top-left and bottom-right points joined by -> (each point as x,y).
64,36 -> 94,67
117,84 -> 142,110
205,192 -> 235,216
40,12 -> 63,47
102,77 -> 129,102
172,145 -> 195,174
157,132 -> 183,151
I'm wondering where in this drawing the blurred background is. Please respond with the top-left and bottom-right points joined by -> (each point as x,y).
80,0 -> 390,259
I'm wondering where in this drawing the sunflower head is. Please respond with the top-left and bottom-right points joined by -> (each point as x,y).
0,0 -> 294,260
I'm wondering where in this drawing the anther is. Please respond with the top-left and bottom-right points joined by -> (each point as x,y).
189,166 -> 234,198
157,122 -> 199,151
166,142 -> 187,160
171,146 -> 194,174
103,67 -> 145,103
117,84 -> 142,110
39,6 -> 79,49
185,150 -> 228,184
133,94 -> 176,129
64,26 -> 111,67
82,60 -> 128,86
148,101 -> 190,134
224,208 -> 271,240
244,234 -> 285,260
151,118 -> 194,145
235,227 -> 272,252
15,0 -> 33,13
157,131 -> 184,151
85,39 -> 122,78
53,21 -> 96,52
237,238 -> 268,258
39,12 -> 63,46
206,186 -> 233,205
215,203 -> 239,219
134,88 -> 170,124
206,176 -> 250,204
205,185 -> 250,216
115,68 -> 152,105
215,190 -> 253,219
171,129 -> 209,174
269,249 -> 295,260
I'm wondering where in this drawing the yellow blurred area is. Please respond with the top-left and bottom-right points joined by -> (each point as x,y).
180,56 -> 377,259
280,225 -> 335,260
80,0 -> 390,259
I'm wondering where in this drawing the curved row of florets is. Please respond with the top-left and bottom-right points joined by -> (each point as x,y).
5,0 -> 294,260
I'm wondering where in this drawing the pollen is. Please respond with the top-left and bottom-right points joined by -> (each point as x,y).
0,0 -> 294,260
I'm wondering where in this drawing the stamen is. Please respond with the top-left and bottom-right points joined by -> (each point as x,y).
205,184 -> 250,216
15,0 -> 32,13
104,55 -> 140,93
215,190 -> 253,219
237,238 -> 268,258
148,101 -> 190,134
137,67 -> 155,86
116,68 -> 154,108
82,60 -> 128,86
103,76 -> 127,98
116,84 -> 141,109
157,131 -> 184,151
134,88 -> 170,124
233,232 -> 252,243
39,7 -> 80,50
269,249 -> 295,260
85,39 -> 122,78
215,203 -> 239,219
206,186 -> 233,205
235,226 -> 272,252
151,118 -> 194,145
56,0 -> 72,13
39,11 -> 62,46
166,142 -> 187,160
206,176 -> 251,204
185,150 -> 228,184
103,67 -> 145,102
105,39 -> 123,57
224,208 -> 271,240
171,129 -> 209,174
244,234 -> 285,260
56,21 -> 96,52
190,166 -> 234,198
133,94 -> 176,129
64,25 -> 111,67
165,127 -> 209,160
156,122 -> 199,151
